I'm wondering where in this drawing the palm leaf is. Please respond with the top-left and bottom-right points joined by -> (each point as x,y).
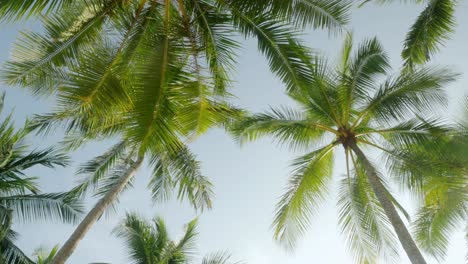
0,192 -> 83,224
273,143 -> 335,248
402,0 -> 456,67
0,0 -> 71,21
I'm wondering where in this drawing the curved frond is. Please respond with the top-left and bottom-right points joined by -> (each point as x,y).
0,192 -> 83,224
337,174 -> 400,263
231,107 -> 329,150
413,188 -> 466,260
0,236 -> 34,264
148,146 -> 214,211
0,0 -> 71,21
71,141 -> 128,198
2,0 -> 113,94
402,0 -> 456,67
273,143 -> 336,249
227,5 -> 314,92
355,66 -> 457,125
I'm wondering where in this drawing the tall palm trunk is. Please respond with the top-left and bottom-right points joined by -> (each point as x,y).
349,142 -> 427,264
51,157 -> 144,264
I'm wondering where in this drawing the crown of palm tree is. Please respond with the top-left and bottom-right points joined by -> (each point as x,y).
111,212 -> 241,264
0,93 -> 83,264
232,36 -> 459,263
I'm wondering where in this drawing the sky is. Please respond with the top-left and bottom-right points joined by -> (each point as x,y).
1,1 -> 467,264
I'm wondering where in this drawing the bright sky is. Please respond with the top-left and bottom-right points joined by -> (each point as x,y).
1,2 -> 467,264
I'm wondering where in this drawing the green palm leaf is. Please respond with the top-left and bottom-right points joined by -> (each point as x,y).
272,143 -> 335,248
402,0 -> 456,67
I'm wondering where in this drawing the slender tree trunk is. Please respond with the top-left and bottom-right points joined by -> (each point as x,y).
349,142 -> 426,264
51,157 -> 144,264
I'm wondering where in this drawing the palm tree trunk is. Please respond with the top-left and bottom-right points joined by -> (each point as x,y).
51,157 -> 144,264
349,142 -> 427,264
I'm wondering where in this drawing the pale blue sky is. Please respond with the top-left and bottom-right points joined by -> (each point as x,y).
1,2 -> 467,263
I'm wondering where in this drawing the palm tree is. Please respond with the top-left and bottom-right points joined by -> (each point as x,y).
12,9 -> 244,262
2,0 -> 351,96
389,98 -> 467,260
231,36 -> 458,264
360,0 -> 457,68
112,212 -> 241,264
0,93 -> 83,264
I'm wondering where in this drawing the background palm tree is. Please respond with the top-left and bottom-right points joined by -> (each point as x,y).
360,0 -> 457,68
389,98 -> 467,261
0,93 -> 83,264
231,36 -> 458,264
1,0 -> 351,96
111,212 -> 241,264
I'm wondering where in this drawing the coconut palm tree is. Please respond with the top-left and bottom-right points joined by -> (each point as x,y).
388,98 -> 467,260
0,93 -> 83,264
360,0 -> 457,68
111,212 -> 241,264
231,36 -> 458,264
1,0 -> 351,96
15,9 -> 243,262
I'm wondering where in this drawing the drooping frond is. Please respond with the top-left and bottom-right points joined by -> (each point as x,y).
225,0 -> 350,31
0,192 -> 83,224
402,0 -> 456,67
71,141 -> 128,198
227,5 -> 314,93
0,236 -> 34,264
273,143 -> 336,249
1,148 -> 69,173
148,146 -> 214,211
337,159 -> 400,263
413,187 -> 466,260
177,81 -> 243,138
189,0 -> 239,94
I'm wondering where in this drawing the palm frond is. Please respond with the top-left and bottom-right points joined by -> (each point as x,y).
2,0 -> 113,94
0,0 -> 71,21
413,188 -> 466,260
114,212 -> 162,263
0,236 -> 34,264
190,0 -> 239,94
273,143 -> 336,249
1,148 -> 69,173
0,192 -> 83,224
402,0 -> 456,67
227,5 -> 314,93
340,37 -> 390,122
148,146 -> 214,211
231,107 -> 328,150
71,142 -> 128,198
337,160 -> 399,263
356,66 -> 457,125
